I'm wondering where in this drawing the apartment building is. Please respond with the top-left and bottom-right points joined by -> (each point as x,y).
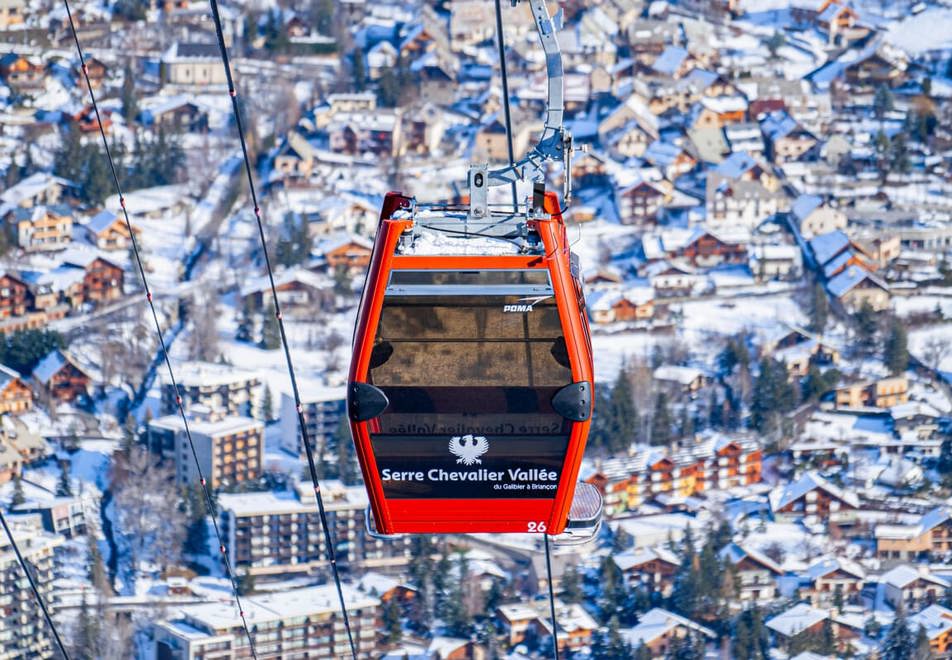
835,376 -> 909,409
279,387 -> 346,460
152,584 -> 380,659
586,433 -> 762,517
148,407 -> 263,489
160,361 -> 262,419
0,523 -> 63,659
218,480 -> 412,578
7,205 -> 73,252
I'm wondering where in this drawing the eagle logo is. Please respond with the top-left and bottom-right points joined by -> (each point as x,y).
448,435 -> 489,466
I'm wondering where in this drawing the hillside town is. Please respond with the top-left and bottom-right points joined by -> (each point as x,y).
0,0 -> 951,657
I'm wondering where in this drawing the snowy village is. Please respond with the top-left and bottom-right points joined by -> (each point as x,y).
0,0 -> 951,657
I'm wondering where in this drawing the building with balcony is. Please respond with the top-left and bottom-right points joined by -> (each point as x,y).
0,522 -> 63,659
768,471 -> 859,524
160,361 -> 263,420
218,480 -> 412,578
279,387 -> 346,461
152,584 -> 380,659
148,407 -> 263,489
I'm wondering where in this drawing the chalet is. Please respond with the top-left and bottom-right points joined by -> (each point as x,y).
852,233 -> 901,267
0,365 -> 31,414
77,57 -> 107,90
0,173 -> 70,211
766,604 -> 830,649
70,105 -> 112,134
80,257 -> 124,304
760,111 -> 817,164
803,556 -> 865,608
644,261 -> 699,298
7,205 -> 73,252
328,110 -> 402,158
105,185 -> 190,222
139,97 -> 209,133
273,131 -> 317,180
586,288 -> 654,324
83,210 -> 135,251
0,417 -> 45,462
671,228 -> 748,268
835,376 -> 908,409
19,267 -> 84,312
826,266 -> 889,312
651,46 -> 695,79
616,179 -> 670,226
882,565 -> 950,611
875,507 -> 952,560
473,114 -> 531,164
0,0 -> 26,29
750,244 -> 802,281
706,152 -> 787,229
0,273 -> 30,318
773,336 -> 841,378
691,95 -> 748,129
400,103 -> 445,156
621,608 -> 716,656
643,140 -> 697,181
0,53 -> 45,91
613,547 -> 680,597
598,96 -> 658,155
653,365 -> 706,395
791,196 -> 847,239
720,543 -> 783,602
312,232 -> 373,274
31,350 -> 92,403
768,471 -> 859,524
890,402 -> 941,440
240,268 -> 334,316
0,442 -> 20,483
909,605 -> 952,657
160,42 -> 227,88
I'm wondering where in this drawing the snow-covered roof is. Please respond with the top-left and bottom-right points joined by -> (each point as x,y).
826,266 -> 887,299
908,605 -> 952,641
161,361 -> 261,389
809,230 -> 851,265
85,209 -> 120,234
765,603 -> 829,638
621,608 -> 715,647
653,365 -> 705,386
714,151 -> 758,179
881,564 -> 950,590
31,350 -> 88,385
805,555 -> 865,582
652,46 -> 689,76
612,546 -> 679,571
719,542 -> 783,575
768,471 -> 859,512
791,194 -> 824,221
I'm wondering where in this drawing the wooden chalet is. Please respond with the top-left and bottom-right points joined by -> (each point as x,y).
613,547 -> 680,597
769,471 -> 859,524
82,257 -> 124,303
0,365 -> 32,414
616,179 -> 670,226
0,273 -> 30,318
31,349 -> 91,403
83,210 -> 136,250
909,605 -> 952,656
720,543 -> 783,602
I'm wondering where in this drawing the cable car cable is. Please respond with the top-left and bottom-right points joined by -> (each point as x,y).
204,0 -> 358,656
0,509 -> 70,659
493,1 -> 562,657
61,2 -> 259,655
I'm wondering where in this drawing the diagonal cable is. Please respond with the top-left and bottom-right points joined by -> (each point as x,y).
62,1 -> 259,655
204,0 -> 358,656
0,508 -> 71,659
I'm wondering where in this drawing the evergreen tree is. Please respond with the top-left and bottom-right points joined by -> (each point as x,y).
666,633 -> 706,660
890,133 -> 911,174
352,49 -> 366,91
670,526 -> 699,618
9,473 -> 25,509
121,61 -> 138,124
751,358 -> 796,433
238,572 -> 256,595
809,282 -> 829,333
56,460 -> 72,497
718,336 -> 750,375
608,367 -> 638,450
915,624 -> 931,660
874,84 -> 895,118
377,67 -> 400,107
311,0 -> 334,35
259,302 -> 282,350
236,296 -> 256,343
591,617 -> 633,660
484,579 -> 503,612
733,606 -> 769,660
87,534 -> 108,595
938,436 -> 952,476
708,390 -> 723,429
650,391 -> 673,446
765,31 -> 785,58
884,318 -> 909,375
634,643 -> 653,660
598,555 -> 631,624
561,564 -> 584,604
854,301 -> 879,353
882,606 -> 914,660
183,485 -> 209,556
801,365 -> 840,403
262,386 -> 274,422
381,596 -> 402,644
443,553 -> 473,637
74,590 -> 100,659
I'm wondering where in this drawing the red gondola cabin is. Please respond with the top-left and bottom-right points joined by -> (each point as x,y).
348,191 -> 595,535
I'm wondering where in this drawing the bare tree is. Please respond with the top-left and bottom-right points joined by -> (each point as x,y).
111,447 -> 185,574
922,336 -> 948,373
187,290 -> 221,362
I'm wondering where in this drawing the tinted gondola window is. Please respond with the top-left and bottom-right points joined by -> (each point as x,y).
367,275 -> 576,499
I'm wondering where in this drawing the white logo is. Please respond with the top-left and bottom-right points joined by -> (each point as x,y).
448,435 -> 489,466
503,295 -> 552,313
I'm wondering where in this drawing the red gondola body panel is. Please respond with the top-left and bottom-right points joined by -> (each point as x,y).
348,192 -> 593,535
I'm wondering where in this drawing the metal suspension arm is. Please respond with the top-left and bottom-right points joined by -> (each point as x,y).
486,0 -> 565,188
